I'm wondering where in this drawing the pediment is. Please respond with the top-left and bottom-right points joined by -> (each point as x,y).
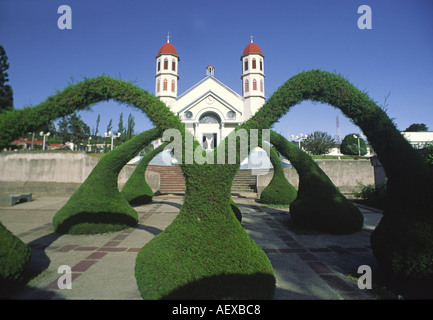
178,91 -> 242,122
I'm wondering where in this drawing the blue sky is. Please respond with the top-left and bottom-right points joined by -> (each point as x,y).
1,0 -> 432,141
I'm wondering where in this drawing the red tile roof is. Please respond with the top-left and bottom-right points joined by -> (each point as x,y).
242,42 -> 263,56
157,42 -> 178,56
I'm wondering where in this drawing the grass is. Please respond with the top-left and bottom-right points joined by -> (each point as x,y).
259,203 -> 290,209
345,270 -> 398,300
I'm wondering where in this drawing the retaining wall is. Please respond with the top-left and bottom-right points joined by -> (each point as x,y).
0,151 -> 160,195
0,151 -> 385,197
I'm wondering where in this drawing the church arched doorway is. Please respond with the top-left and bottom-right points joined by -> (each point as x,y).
198,112 -> 221,150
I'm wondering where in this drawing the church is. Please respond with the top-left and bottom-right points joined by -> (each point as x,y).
153,35 -> 266,151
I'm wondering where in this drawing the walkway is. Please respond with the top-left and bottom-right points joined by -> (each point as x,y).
0,194 -> 383,300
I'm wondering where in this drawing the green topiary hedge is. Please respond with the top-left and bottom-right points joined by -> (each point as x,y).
4,69 -> 433,294
0,221 -> 31,296
260,146 -> 298,206
270,131 -> 363,234
239,70 -> 433,283
135,164 -> 275,299
121,142 -> 168,206
53,128 -> 161,234
0,76 -> 275,298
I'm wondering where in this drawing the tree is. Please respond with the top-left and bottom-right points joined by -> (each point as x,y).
0,45 -> 13,113
126,113 -> 135,140
405,123 -> 428,132
116,112 -> 126,144
104,118 -> 113,151
302,131 -> 335,155
57,112 -> 90,144
341,133 -> 367,156
94,114 -> 100,144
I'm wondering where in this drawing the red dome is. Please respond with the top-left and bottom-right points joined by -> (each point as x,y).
157,42 -> 178,56
242,42 -> 263,56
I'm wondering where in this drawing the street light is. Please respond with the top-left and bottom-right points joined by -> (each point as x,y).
39,131 -> 50,151
353,134 -> 365,156
87,136 -> 92,152
291,133 -> 308,149
104,131 -> 121,151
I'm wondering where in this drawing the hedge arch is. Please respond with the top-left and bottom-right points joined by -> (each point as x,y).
121,142 -> 168,206
269,131 -> 363,234
0,76 -> 275,299
3,69 -> 433,294
238,69 -> 433,282
260,146 -> 298,206
0,76 -> 183,149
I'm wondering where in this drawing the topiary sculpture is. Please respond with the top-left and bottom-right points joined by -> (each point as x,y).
260,146 -> 298,206
121,142 -> 168,206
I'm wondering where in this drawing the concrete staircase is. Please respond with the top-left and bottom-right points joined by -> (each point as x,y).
231,169 -> 257,194
148,165 -> 186,194
147,166 -> 257,195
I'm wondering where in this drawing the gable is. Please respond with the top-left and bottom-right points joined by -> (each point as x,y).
172,76 -> 244,123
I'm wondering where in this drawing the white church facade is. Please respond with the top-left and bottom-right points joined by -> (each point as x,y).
153,36 -> 266,151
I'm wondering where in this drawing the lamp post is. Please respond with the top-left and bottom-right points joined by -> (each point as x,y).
353,134 -> 364,156
291,133 -> 308,149
87,136 -> 92,152
39,131 -> 50,151
104,131 -> 121,151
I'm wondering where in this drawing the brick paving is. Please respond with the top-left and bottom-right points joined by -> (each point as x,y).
0,194 -> 382,300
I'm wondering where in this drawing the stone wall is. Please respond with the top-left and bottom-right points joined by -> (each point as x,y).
257,159 -> 385,197
0,151 -> 385,198
0,151 -> 160,195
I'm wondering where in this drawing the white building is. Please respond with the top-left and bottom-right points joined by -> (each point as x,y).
154,36 -> 266,150
401,131 -> 433,149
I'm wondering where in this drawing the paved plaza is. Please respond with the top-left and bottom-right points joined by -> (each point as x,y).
0,194 -> 383,300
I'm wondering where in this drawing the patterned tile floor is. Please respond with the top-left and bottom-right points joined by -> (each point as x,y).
0,194 -> 382,300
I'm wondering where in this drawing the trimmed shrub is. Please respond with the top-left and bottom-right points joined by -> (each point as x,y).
0,75 -> 275,299
260,146 -> 297,205
121,142 -> 168,205
340,133 -> 367,156
270,131 -> 363,234
135,167 -> 275,299
0,221 -> 31,296
53,128 -> 161,234
240,70 -> 433,283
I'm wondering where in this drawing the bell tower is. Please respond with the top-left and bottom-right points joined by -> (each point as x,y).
155,33 -> 179,108
241,36 -> 265,121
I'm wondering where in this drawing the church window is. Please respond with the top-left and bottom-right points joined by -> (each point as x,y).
260,59 -> 263,71
163,79 -> 168,91
253,79 -> 257,91
157,60 -> 161,72
244,58 -> 248,71
172,59 -> 176,72
245,79 -> 249,92
252,58 -> 257,69
164,58 -> 168,70
260,79 -> 264,92
199,112 -> 221,124
171,80 -> 175,92
157,79 -> 160,93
